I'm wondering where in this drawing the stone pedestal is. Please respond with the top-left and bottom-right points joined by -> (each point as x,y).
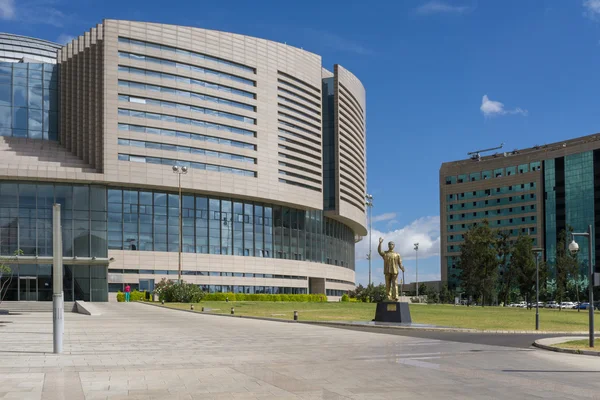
374,302 -> 411,323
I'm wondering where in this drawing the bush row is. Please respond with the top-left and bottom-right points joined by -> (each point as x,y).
202,292 -> 327,302
116,290 -> 147,302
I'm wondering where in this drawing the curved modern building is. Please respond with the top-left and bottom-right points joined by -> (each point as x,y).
0,20 -> 367,301
0,33 -> 62,64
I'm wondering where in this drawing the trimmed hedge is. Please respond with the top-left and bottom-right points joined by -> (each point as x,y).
116,290 -> 147,302
202,293 -> 327,302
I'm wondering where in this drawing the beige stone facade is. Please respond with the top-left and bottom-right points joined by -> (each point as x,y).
1,20 -> 368,300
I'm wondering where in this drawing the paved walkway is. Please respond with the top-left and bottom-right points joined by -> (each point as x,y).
1,303 -> 600,399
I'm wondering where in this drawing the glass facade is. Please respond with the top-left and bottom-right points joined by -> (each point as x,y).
322,77 -> 336,210
2,264 -> 107,302
0,62 -> 58,140
107,187 -> 355,270
0,182 -> 107,257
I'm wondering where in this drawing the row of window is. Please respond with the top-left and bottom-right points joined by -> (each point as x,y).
445,162 -> 542,185
117,154 -> 257,177
118,79 -> 254,112
447,183 -> 537,201
117,108 -> 255,137
448,193 -> 537,211
278,119 -> 321,138
277,71 -> 320,95
278,127 -> 320,146
118,94 -> 255,125
119,51 -> 254,86
278,111 -> 320,133
110,282 -> 308,295
447,226 -> 537,242
278,178 -> 321,192
118,65 -> 254,99
277,92 -> 320,116
449,204 -> 536,221
118,37 -> 255,74
448,237 -> 539,253
277,86 -> 320,108
106,189 -> 355,269
278,161 -> 321,177
448,215 -> 537,232
326,278 -> 355,285
109,269 -> 307,279
117,138 -> 256,164
118,123 -> 255,150
326,289 -> 349,297
278,169 -> 321,184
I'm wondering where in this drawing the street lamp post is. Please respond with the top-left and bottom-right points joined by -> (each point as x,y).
173,165 -> 188,283
569,225 -> 594,348
532,248 -> 543,331
414,243 -> 419,297
365,194 -> 373,286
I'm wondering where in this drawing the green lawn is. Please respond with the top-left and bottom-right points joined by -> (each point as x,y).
159,302 -> 598,332
555,339 -> 600,351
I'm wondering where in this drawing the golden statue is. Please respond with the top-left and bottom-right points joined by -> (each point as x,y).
378,237 -> 404,301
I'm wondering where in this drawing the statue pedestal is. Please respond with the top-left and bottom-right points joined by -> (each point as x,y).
374,302 -> 411,323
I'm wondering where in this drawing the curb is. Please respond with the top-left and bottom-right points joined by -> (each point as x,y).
533,339 -> 600,356
139,302 -> 591,335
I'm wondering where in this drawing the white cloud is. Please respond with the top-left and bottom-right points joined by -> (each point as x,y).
480,95 -> 528,117
0,0 -> 15,20
0,0 -> 71,27
584,0 -> 600,20
371,212 -> 397,223
56,34 -> 74,45
357,216 -> 440,261
415,1 -> 470,15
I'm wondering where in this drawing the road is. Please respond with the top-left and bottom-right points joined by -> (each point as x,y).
324,324 -> 583,348
1,303 -> 600,399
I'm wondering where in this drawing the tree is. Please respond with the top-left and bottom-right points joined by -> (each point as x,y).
496,230 -> 514,306
418,283 -> 427,297
457,220 -> 499,307
513,234 -> 536,309
439,283 -> 452,304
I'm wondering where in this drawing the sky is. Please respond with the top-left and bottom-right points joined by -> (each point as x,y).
2,0 -> 600,286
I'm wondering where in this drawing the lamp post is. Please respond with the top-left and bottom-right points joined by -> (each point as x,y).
173,165 -> 188,282
365,194 -> 373,286
414,243 -> 419,297
532,248 -> 543,331
569,225 -> 594,348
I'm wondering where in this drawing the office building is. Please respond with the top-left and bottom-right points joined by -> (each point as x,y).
0,20 -> 367,301
440,134 -> 600,290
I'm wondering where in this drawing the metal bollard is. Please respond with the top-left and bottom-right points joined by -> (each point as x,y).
226,297 -> 229,302
201,306 -> 205,312
231,307 -> 235,315
190,304 -> 194,310
294,310 -> 298,321
161,300 -> 165,305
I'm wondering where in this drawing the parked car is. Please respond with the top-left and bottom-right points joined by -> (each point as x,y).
517,301 -> 527,308
560,302 -> 576,309
576,302 -> 590,310
546,301 -> 558,308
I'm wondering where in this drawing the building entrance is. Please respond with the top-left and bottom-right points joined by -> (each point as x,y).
18,276 -> 37,301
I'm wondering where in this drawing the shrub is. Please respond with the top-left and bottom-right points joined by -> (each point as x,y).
341,294 -> 349,302
159,281 -> 205,303
116,290 -> 146,302
201,293 -> 327,302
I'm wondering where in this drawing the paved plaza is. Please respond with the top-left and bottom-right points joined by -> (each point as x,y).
1,304 -> 600,399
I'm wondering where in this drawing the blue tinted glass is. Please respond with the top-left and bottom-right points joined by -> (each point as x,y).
13,107 -> 27,129
0,84 -> 10,107
0,105 -> 11,127
13,85 -> 27,106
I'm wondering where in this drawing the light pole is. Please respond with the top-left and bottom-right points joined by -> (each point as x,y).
532,248 -> 543,331
569,225 -> 594,348
365,194 -> 373,286
414,243 -> 419,297
173,165 -> 188,282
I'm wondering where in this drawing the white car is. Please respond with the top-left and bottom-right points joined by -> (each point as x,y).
546,301 -> 558,308
560,302 -> 575,309
516,302 -> 527,308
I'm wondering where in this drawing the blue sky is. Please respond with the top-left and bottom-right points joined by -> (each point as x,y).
2,0 -> 600,286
